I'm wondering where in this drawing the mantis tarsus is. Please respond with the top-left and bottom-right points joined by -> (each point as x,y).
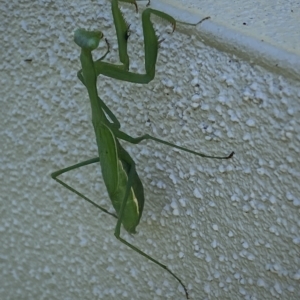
51,0 -> 234,298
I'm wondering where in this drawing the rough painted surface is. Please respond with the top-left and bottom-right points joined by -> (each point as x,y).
1,0 -> 299,299
158,0 -> 300,56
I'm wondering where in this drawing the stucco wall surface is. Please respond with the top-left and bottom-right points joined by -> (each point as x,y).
1,0 -> 299,299
157,0 -> 300,56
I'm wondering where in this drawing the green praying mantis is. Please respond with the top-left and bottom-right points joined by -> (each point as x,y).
51,0 -> 234,298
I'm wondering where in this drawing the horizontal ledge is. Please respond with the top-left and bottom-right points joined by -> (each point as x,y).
149,0 -> 300,81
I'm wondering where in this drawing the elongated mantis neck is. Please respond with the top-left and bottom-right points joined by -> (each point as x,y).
79,48 -> 107,123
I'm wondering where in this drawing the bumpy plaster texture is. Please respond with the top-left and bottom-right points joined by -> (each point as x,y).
1,0 -> 300,299
159,0 -> 300,56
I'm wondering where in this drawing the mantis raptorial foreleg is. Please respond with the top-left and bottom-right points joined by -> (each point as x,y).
51,0 -> 234,298
79,1 -> 176,83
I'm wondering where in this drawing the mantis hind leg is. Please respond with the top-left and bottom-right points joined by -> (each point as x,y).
115,236 -> 189,299
52,155 -> 189,298
51,158 -> 117,218
114,156 -> 189,299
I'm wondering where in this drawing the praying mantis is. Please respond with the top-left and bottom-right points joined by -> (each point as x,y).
51,0 -> 234,298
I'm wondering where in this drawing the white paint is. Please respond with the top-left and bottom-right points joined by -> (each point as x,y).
1,0 -> 300,299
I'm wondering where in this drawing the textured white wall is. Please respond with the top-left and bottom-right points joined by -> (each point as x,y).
1,0 -> 299,299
